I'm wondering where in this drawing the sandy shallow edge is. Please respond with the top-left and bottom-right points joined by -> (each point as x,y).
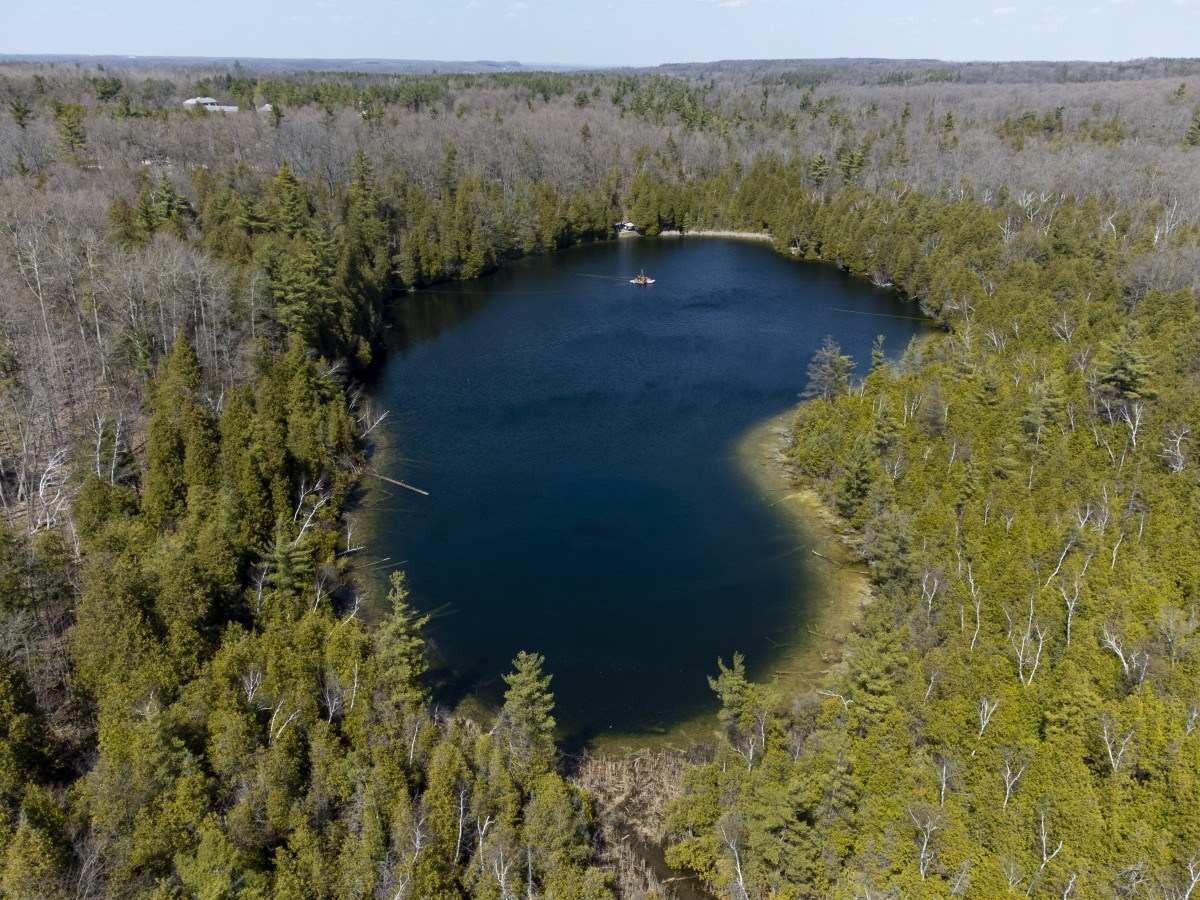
656,229 -> 773,241
588,406 -> 873,754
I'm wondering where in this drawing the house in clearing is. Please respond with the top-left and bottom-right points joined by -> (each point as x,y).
182,96 -> 239,113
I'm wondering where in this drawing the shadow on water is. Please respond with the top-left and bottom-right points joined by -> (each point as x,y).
388,288 -> 492,345
361,237 -> 927,744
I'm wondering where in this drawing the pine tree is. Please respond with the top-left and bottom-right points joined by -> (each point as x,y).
7,97 -> 32,130
869,334 -> 886,372
217,386 -> 272,551
266,240 -> 336,345
266,515 -> 314,608
808,154 -> 830,186
51,102 -> 87,163
373,571 -> 431,707
133,174 -> 158,240
152,178 -> 193,239
871,406 -> 898,455
1185,110 -> 1200,147
1098,332 -> 1156,406
266,165 -> 308,238
707,653 -> 776,765
419,738 -> 472,891
0,786 -> 69,898
802,336 -> 855,401
498,651 -> 557,787
174,815 -> 269,898
107,196 -> 142,246
142,335 -> 216,527
1021,377 -> 1065,450
863,507 -> 914,591
837,443 -> 877,523
521,773 -> 599,894
0,659 -> 50,805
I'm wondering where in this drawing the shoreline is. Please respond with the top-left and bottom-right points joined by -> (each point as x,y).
578,407 -> 875,897
587,406 -> 874,754
656,228 -> 773,241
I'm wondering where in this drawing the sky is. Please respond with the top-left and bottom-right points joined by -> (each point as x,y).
2,0 -> 1199,68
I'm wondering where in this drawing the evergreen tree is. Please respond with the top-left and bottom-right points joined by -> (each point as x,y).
808,153 -> 830,186
1020,377 -> 1065,449
837,442 -> 877,523
0,786 -> 69,899
142,335 -> 217,527
707,653 -> 776,766
869,334 -> 886,372
7,97 -> 32,130
0,660 -> 50,807
1098,331 -> 1155,405
265,239 -> 337,346
51,102 -> 87,162
265,164 -> 309,238
373,572 -> 431,708
862,507 -> 913,591
802,336 -> 855,401
871,405 -> 898,455
521,773 -> 605,896
498,651 -> 557,788
1186,110 -> 1200,147
107,195 -> 142,246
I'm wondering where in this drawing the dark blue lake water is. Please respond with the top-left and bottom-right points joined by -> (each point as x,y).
364,237 -> 925,740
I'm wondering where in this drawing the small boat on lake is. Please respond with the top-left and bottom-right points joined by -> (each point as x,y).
630,270 -> 656,285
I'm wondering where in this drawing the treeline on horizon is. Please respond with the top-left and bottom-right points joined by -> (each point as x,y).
0,58 -> 1197,897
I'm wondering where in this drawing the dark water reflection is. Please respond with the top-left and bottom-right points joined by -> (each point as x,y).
364,238 -> 926,739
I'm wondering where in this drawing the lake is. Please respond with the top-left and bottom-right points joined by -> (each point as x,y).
363,236 -> 926,741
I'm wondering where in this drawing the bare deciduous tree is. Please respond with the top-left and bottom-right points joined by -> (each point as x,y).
978,696 -> 999,738
1101,625 -> 1149,687
1162,424 -> 1190,473
1101,716 -> 1135,773
907,806 -> 941,880
1001,755 -> 1026,808
1005,597 -> 1045,687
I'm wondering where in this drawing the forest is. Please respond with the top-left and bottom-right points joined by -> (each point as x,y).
0,55 -> 1199,897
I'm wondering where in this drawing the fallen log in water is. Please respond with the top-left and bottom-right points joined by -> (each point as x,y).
367,469 -> 430,496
